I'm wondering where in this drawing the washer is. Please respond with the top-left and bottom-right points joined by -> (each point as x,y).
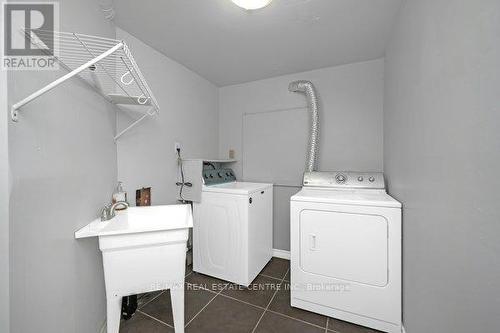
290,171 -> 402,333
193,168 -> 273,286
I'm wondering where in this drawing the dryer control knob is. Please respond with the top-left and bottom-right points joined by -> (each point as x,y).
369,176 -> 375,182
335,174 -> 347,184
358,176 -> 364,182
218,172 -> 223,178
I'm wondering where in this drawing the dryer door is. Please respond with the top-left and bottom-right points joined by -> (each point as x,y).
299,209 -> 388,286
290,200 -> 402,331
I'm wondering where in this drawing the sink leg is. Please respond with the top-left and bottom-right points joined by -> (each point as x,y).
107,295 -> 122,333
170,286 -> 185,333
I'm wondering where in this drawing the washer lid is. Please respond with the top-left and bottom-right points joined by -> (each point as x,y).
203,182 -> 273,195
291,188 -> 401,208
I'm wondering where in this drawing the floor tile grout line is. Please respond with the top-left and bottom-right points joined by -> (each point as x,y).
140,276 -> 223,328
251,267 -> 290,333
266,268 -> 288,309
184,283 -> 230,328
184,293 -> 218,328
136,284 -> 328,332
133,264 -> 192,311
216,292 -> 266,311
265,309 -> 328,331
136,309 -> 174,328
138,290 -> 165,310
250,296 -> 273,332
213,285 -> 328,330
258,273 -> 287,282
139,267 -> 330,331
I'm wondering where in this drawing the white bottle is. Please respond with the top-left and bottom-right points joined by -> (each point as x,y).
112,181 -> 128,210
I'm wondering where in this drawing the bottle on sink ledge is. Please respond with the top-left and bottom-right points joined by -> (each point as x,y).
112,181 -> 128,212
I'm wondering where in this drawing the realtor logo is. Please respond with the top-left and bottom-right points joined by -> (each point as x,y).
2,2 -> 59,70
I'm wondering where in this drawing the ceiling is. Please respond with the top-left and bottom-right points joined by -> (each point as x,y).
114,0 -> 402,86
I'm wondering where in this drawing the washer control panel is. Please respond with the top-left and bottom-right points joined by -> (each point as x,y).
303,171 -> 385,189
203,168 -> 236,186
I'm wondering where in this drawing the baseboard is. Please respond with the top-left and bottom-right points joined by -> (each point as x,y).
272,249 -> 290,260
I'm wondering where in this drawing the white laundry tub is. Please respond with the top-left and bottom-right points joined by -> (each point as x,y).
75,204 -> 193,333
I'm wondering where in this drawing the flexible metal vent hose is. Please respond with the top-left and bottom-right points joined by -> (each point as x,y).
99,0 -> 115,20
288,80 -> 319,172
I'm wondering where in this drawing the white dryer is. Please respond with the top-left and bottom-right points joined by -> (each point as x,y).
193,167 -> 273,286
290,171 -> 402,333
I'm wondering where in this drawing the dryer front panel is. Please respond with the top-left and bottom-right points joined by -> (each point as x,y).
290,200 -> 402,332
299,209 -> 388,287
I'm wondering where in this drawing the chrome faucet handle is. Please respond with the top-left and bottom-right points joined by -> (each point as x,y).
100,204 -> 111,221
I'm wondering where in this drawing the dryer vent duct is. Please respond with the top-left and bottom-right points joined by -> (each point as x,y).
288,80 -> 319,172
99,0 -> 115,21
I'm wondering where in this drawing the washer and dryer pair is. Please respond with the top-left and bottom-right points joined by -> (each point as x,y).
291,171 -> 402,333
191,164 -> 402,333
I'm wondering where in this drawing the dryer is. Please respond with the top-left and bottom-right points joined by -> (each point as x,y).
290,171 -> 402,333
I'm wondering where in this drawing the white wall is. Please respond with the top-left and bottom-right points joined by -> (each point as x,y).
0,37 -> 10,333
8,1 -> 116,332
384,0 -> 500,332
116,29 -> 219,205
219,59 -> 384,250
7,15 -> 219,333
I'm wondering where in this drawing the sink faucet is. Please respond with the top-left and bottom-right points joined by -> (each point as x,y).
110,201 -> 129,216
100,201 -> 129,221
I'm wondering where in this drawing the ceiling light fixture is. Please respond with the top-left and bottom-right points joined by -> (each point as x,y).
231,0 -> 273,10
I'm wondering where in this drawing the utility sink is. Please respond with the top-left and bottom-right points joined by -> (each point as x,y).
75,204 -> 193,333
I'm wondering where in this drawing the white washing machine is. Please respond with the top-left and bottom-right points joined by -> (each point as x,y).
193,167 -> 273,286
290,171 -> 402,333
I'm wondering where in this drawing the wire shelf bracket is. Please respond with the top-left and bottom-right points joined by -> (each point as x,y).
11,30 -> 160,140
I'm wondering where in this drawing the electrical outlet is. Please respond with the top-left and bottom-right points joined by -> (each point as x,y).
175,142 -> 181,153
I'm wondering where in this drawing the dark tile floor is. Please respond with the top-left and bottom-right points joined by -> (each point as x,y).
120,258 -> 381,333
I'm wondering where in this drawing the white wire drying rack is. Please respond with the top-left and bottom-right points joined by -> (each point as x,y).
11,30 -> 160,140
